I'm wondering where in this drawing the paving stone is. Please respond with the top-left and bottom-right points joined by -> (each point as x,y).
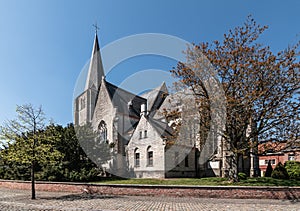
0,187 -> 299,211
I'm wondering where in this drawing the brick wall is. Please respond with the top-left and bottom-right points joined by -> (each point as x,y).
0,180 -> 299,200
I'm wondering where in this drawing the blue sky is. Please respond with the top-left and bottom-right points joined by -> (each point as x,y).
0,0 -> 299,126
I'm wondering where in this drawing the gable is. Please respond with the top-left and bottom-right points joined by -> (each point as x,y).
92,80 -> 115,126
128,115 -> 173,149
105,81 -> 147,118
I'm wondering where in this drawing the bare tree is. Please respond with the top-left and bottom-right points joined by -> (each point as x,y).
171,16 -> 300,181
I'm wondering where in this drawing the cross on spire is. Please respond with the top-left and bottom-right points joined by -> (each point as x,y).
93,22 -> 100,35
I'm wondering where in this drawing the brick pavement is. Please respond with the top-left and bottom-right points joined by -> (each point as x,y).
0,187 -> 299,211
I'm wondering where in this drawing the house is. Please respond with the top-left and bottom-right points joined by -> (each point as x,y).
258,141 -> 300,176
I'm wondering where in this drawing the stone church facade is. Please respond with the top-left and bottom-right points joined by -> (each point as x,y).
74,32 -> 259,178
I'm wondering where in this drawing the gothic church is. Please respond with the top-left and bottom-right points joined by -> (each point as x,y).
74,32 -> 258,178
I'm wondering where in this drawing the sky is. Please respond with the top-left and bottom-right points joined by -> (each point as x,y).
0,0 -> 299,126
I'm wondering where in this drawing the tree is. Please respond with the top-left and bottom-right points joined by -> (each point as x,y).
74,122 -> 112,175
271,162 -> 289,179
171,16 -> 300,181
265,161 -> 273,177
285,161 -> 300,180
0,104 -> 61,199
54,123 -> 102,181
0,122 -> 106,183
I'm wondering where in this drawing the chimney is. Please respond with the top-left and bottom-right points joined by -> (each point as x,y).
141,103 -> 147,116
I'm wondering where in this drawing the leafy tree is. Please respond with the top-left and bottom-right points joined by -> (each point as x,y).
54,123 -> 102,181
171,16 -> 300,181
0,121 -> 106,183
271,162 -> 289,179
75,123 -> 112,168
0,104 -> 61,199
285,161 -> 300,180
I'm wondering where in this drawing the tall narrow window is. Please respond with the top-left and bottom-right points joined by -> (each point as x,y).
98,120 -> 107,143
80,97 -> 86,110
175,151 -> 179,167
185,155 -> 189,167
134,148 -> 140,167
147,146 -> 153,166
139,131 -> 143,139
144,130 -> 148,138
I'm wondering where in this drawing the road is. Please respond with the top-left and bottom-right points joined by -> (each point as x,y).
0,187 -> 299,211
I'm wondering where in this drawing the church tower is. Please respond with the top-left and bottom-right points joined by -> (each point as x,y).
74,31 -> 105,126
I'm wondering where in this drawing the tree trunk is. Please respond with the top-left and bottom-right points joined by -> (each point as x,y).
31,159 -> 35,199
228,154 -> 238,182
31,124 -> 36,200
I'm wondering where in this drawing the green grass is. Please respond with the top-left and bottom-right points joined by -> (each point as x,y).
93,177 -> 300,186
238,177 -> 300,186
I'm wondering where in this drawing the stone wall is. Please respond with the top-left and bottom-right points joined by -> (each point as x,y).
0,180 -> 299,200
127,115 -> 166,178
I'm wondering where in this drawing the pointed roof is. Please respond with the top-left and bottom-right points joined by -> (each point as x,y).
148,117 -> 173,138
85,33 -> 105,91
141,82 -> 169,116
100,78 -> 147,118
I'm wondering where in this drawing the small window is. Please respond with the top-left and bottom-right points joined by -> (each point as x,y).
144,130 -> 147,138
265,159 -> 276,165
288,155 -> 295,161
135,153 -> 140,167
139,131 -> 143,139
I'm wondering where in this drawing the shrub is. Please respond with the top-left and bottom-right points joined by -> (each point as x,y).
238,172 -> 247,180
271,162 -> 289,179
285,161 -> 300,180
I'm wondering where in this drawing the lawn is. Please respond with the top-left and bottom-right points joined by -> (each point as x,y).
93,177 -> 300,186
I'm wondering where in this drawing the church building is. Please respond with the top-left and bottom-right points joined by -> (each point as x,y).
74,31 -> 259,178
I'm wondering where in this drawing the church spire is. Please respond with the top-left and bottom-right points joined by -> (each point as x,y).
85,30 -> 105,91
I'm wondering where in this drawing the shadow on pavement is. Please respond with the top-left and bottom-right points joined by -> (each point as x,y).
40,193 -> 122,201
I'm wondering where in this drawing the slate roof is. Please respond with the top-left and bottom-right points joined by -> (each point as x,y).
85,33 -> 105,91
148,117 -> 173,139
140,82 -> 169,117
104,80 -> 147,118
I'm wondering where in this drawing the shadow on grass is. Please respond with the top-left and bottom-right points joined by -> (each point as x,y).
239,177 -> 300,186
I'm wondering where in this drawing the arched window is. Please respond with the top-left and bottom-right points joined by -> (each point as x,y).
147,146 -> 153,167
98,120 -> 107,143
134,148 -> 140,167
80,96 -> 86,110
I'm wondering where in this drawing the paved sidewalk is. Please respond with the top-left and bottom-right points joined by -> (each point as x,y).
0,187 -> 299,211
